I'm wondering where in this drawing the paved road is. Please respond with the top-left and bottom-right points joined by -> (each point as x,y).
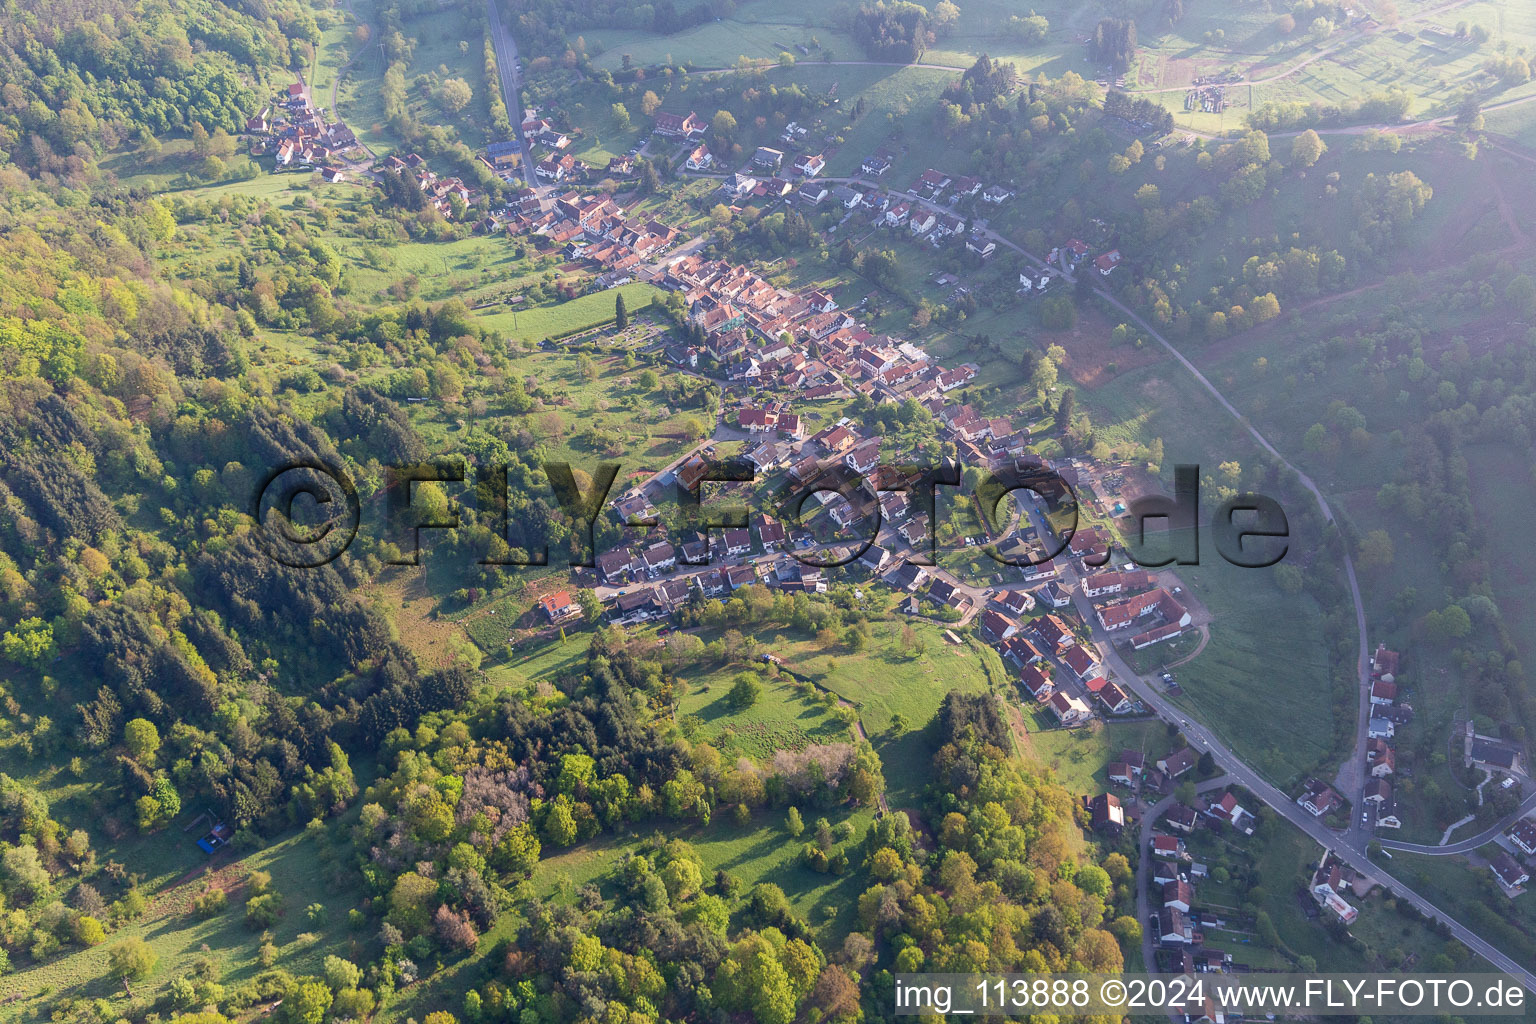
1089,287 -> 1375,829
1015,495 -> 1536,988
1138,775 -> 1232,980
485,0 -> 536,187
810,173 -> 1379,840
1382,789 -> 1536,856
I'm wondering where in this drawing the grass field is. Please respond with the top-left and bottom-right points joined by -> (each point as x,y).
477,283 -> 664,341
1390,847 -> 1536,969
6,827 -> 363,1016
676,668 -> 851,759
1020,718 -> 1176,796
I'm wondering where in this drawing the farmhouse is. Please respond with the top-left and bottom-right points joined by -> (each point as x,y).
1097,588 -> 1190,631
654,111 -> 706,138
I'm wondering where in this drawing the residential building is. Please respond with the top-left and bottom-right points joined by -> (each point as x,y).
1089,793 -> 1124,833
1159,748 -> 1197,778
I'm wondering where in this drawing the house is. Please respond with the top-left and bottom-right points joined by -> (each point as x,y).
685,144 -> 715,171
596,548 -> 639,583
752,146 -> 785,170
1019,664 -> 1054,701
1121,750 -> 1146,774
1363,777 -> 1392,806
614,587 -> 664,621
1367,738 -> 1395,776
1509,818 -> 1536,856
1298,778 -> 1343,817
996,589 -> 1035,616
884,201 -> 911,227
964,238 -> 997,259
654,111 -> 706,138
719,173 -> 760,200
844,439 -> 882,474
912,168 -> 952,196
830,185 -> 863,209
1151,834 -> 1184,859
1471,737 -> 1522,772
1163,880 -> 1194,913
1314,884 -> 1358,924
1094,249 -> 1123,275
1158,748 -> 1197,778
1049,692 -> 1091,726
536,154 -> 577,182
1041,581 -> 1073,608
1206,791 -> 1251,829
1368,715 -> 1396,740
1062,643 -> 1104,682
927,577 -> 963,608
860,154 -> 891,176
641,542 -> 677,576
792,152 -> 826,177
1089,793 -> 1124,833
1033,615 -> 1075,653
859,544 -> 892,572
908,210 -> 937,236
1132,622 -> 1187,649
1108,762 -> 1136,786
1159,907 -> 1194,945
1372,643 -> 1401,676
722,528 -> 752,558
319,166 -> 346,183
756,517 -> 787,549
1491,851 -> 1529,892
1097,588 -> 1191,631
981,184 -> 1014,203
933,212 -> 966,237
1165,804 -> 1199,833
798,184 -> 829,206
1370,678 -> 1397,705
979,609 -> 1019,644
538,590 -> 580,623
889,562 -> 930,592
1021,561 -> 1058,584
1377,798 -> 1402,829
1082,569 -> 1153,598
1096,681 -> 1134,715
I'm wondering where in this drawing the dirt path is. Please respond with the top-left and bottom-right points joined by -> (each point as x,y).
1164,625 -> 1210,669
331,0 -> 380,163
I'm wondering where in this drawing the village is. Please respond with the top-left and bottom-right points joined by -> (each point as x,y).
254,82 -> 1536,999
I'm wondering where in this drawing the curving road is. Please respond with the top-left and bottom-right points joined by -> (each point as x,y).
812,172 -> 1377,830
1382,789 -> 1536,856
1089,287 -> 1375,826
